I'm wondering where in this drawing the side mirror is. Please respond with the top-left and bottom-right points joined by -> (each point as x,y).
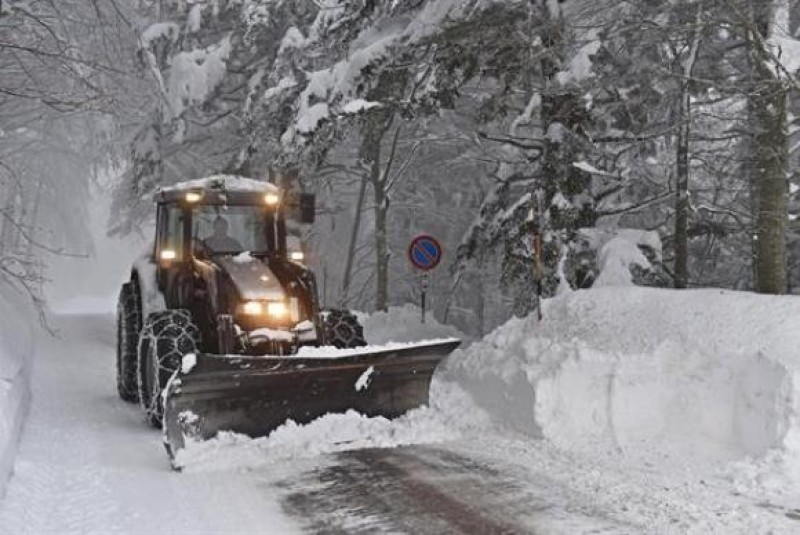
299,193 -> 316,224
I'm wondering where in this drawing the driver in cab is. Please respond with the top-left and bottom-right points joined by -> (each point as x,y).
202,216 -> 243,253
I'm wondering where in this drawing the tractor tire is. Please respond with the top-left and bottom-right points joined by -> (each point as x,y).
137,310 -> 200,428
323,309 -> 367,349
116,282 -> 141,403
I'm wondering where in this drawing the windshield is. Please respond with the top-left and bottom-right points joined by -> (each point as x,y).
193,205 -> 271,255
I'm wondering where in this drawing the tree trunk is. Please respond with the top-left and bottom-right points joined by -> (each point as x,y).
674,90 -> 690,289
673,7 -> 701,289
359,105 -> 399,312
752,86 -> 788,294
340,176 -> 367,306
748,1 -> 788,294
373,156 -> 389,312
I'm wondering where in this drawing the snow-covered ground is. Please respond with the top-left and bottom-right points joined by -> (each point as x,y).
0,293 -> 35,497
3,292 -> 800,533
168,294 -> 800,532
0,305 -> 297,534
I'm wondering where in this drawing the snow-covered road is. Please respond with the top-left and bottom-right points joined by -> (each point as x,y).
267,445 -> 634,533
0,312 -> 296,534
3,308 -> 800,534
0,310 -> 629,534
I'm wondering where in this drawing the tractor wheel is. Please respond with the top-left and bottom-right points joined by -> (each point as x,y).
323,309 -> 367,349
137,310 -> 200,428
116,282 -> 141,403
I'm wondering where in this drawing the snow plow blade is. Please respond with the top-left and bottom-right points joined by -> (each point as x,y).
162,339 -> 460,461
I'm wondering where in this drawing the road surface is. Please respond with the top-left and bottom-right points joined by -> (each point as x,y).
0,312 -> 294,534
270,445 -> 635,534
1,309 -> 797,534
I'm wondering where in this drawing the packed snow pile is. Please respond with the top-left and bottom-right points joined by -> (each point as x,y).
0,293 -> 35,496
357,304 -> 465,345
295,339 -> 458,359
174,379 -> 489,473
447,287 -> 800,481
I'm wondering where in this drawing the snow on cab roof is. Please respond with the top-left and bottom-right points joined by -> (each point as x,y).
160,175 -> 279,194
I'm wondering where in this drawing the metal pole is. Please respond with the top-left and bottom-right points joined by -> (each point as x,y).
421,272 -> 429,324
322,263 -> 328,308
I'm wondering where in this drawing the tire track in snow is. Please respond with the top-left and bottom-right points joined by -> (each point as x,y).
272,445 -> 638,534
0,314 -> 124,534
0,312 -> 297,534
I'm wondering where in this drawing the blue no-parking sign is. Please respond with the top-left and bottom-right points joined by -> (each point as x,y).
407,234 -> 442,271
407,234 -> 442,324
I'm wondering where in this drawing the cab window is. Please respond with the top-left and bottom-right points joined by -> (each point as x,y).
156,205 -> 184,261
192,205 -> 271,255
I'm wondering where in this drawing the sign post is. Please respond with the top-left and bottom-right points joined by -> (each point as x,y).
420,272 -> 430,323
407,234 -> 443,324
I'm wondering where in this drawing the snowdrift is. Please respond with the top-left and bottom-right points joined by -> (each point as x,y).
447,287 -> 800,467
357,304 -> 465,345
0,294 -> 35,496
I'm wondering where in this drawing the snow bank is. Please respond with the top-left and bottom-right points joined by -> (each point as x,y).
0,293 -> 35,496
356,304 -> 465,345
175,379 -> 489,473
447,287 -> 800,475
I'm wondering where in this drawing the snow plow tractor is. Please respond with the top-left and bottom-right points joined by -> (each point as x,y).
115,176 -> 459,463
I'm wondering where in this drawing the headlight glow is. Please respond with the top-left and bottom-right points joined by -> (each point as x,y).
267,301 -> 288,317
290,251 -> 304,261
160,249 -> 177,261
185,191 -> 203,203
264,193 -> 280,206
242,301 -> 264,316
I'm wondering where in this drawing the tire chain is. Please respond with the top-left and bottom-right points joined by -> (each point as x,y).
323,309 -> 367,349
138,310 -> 200,427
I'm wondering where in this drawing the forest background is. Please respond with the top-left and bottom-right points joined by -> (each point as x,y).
1,0 -> 799,336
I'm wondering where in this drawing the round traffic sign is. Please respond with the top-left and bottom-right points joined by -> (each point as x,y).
407,234 -> 442,271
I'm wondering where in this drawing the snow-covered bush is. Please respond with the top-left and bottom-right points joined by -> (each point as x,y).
356,304 -> 465,345
567,228 -> 666,289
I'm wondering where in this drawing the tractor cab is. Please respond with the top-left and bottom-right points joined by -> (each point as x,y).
154,176 -> 314,265
151,176 -> 319,354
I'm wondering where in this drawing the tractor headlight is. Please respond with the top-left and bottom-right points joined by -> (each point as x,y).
160,249 -> 177,261
185,191 -> 203,203
242,301 -> 264,316
289,251 -> 304,262
242,300 -> 287,318
267,301 -> 288,318
264,193 -> 280,206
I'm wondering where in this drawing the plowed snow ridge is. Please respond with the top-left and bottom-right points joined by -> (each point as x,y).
448,287 -> 800,501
